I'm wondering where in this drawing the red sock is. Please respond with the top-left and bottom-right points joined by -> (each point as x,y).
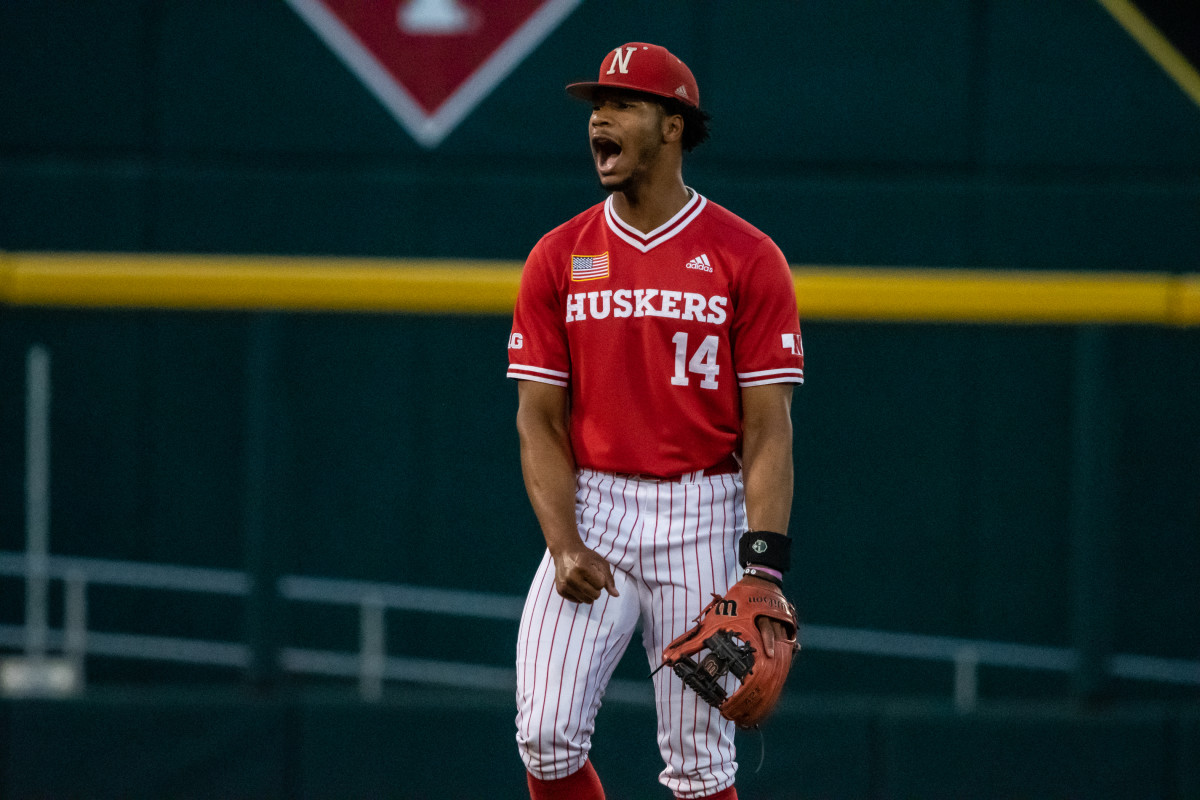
694,787 -> 737,800
527,760 -> 605,800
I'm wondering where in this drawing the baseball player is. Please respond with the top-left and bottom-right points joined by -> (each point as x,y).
508,42 -> 804,800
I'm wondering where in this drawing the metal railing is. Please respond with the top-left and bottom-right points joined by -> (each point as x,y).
2,551 -> 1198,708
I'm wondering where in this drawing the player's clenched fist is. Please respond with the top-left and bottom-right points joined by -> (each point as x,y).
552,543 -> 619,603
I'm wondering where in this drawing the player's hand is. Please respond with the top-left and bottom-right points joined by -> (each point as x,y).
743,573 -> 791,658
756,617 -> 792,659
552,543 -> 619,604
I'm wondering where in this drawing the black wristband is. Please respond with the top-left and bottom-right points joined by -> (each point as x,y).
738,530 -> 791,572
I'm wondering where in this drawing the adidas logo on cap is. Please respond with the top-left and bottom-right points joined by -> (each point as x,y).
685,253 -> 713,272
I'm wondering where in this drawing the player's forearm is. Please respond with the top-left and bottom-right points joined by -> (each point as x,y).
741,384 -> 795,535
743,435 -> 793,533
520,440 -> 583,555
516,400 -> 582,556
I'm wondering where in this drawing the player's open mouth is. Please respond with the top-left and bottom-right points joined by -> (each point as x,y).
592,136 -> 622,173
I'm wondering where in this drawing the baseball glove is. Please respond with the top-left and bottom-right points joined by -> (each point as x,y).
661,577 -> 799,728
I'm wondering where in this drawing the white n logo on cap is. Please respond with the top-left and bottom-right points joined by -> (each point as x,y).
607,46 -> 637,75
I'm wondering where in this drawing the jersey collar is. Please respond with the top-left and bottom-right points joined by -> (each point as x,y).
603,189 -> 707,253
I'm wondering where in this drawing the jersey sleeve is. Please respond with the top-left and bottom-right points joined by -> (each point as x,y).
731,236 -> 804,387
507,239 -> 570,387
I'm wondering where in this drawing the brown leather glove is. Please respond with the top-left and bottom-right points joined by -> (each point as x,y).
661,577 -> 800,728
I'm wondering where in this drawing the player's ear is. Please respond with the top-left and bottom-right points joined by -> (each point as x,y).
661,111 -> 684,145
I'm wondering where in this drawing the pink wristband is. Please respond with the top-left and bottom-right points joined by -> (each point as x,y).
745,565 -> 783,581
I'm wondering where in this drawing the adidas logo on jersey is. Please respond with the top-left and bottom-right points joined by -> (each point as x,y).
685,253 -> 713,272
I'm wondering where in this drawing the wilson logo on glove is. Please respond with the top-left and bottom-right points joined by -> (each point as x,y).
712,599 -> 738,616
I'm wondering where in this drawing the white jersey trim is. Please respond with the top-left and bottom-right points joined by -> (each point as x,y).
739,376 -> 805,387
508,363 -> 570,387
736,367 -> 805,387
603,190 -> 707,253
510,363 -> 569,378
507,372 -> 569,388
737,367 -> 804,380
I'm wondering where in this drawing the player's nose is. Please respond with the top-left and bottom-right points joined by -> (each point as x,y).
589,102 -> 615,124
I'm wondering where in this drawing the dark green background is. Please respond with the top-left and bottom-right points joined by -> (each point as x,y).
1,1 -> 1198,265
2,1 -> 1198,797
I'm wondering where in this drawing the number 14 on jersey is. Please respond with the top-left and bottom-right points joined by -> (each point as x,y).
671,332 -> 720,389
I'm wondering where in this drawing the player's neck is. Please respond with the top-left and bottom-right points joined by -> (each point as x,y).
610,178 -> 691,234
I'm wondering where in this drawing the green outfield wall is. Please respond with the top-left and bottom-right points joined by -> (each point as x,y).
2,689 -> 1198,799
3,297 -> 1197,695
2,1 -> 1198,267
2,1 -> 1199,797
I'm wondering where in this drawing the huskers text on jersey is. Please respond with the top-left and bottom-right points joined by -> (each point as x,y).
564,289 -> 728,324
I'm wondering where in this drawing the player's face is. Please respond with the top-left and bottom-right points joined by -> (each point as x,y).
588,91 -> 671,193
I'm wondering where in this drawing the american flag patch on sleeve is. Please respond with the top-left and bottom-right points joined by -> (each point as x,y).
571,252 -> 610,281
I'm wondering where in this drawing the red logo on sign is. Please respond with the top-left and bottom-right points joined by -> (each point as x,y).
286,0 -> 582,148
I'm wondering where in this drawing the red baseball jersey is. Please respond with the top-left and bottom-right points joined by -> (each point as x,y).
507,191 -> 804,477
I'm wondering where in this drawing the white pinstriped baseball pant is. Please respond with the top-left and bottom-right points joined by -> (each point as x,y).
516,468 -> 745,798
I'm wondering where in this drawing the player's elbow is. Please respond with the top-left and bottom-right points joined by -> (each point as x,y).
516,381 -> 571,443
741,384 -> 794,449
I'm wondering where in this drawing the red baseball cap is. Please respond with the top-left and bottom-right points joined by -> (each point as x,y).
566,42 -> 700,109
